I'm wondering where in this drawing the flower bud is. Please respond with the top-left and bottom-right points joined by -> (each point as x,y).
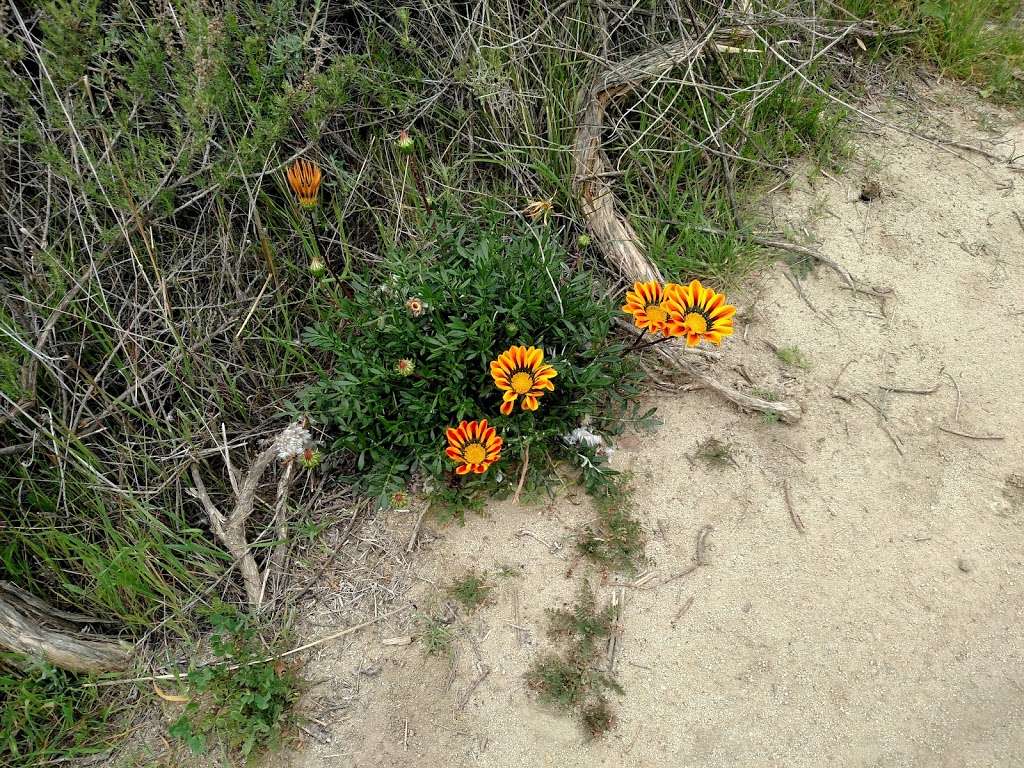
396,129 -> 415,155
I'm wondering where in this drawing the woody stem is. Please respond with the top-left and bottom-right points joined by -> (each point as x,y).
623,329 -> 648,356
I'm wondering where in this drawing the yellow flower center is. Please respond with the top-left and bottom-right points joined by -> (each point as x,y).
510,371 -> 535,395
463,443 -> 487,464
683,312 -> 708,335
645,304 -> 667,325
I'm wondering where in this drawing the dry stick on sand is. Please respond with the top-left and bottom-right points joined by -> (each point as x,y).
511,443 -> 530,504
938,426 -> 1005,441
879,367 -> 944,394
782,481 -> 806,534
670,595 -> 696,628
574,33 -> 804,423
633,524 -> 713,589
86,606 -> 410,688
606,586 -> 626,674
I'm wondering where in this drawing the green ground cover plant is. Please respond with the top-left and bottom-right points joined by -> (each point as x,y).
301,210 -> 642,500
526,581 -> 623,737
168,611 -> 301,761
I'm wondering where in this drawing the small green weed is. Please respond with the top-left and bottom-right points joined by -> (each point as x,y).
168,612 -> 301,761
418,615 -> 454,657
695,437 -> 739,468
526,581 -> 623,737
776,345 -> 811,370
449,571 -> 492,612
580,698 -> 617,738
753,387 -> 784,402
576,476 -> 646,573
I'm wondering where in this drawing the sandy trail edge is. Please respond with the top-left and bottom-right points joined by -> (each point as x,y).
281,86 -> 1024,768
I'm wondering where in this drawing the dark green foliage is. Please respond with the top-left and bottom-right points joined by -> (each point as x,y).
169,611 -> 301,761
0,657 -> 118,767
526,581 -> 623,736
576,476 -> 646,572
301,211 -> 643,499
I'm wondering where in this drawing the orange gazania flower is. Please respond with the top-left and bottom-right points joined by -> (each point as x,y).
286,158 -> 322,207
621,281 -> 669,334
490,345 -> 558,416
445,419 -> 503,475
662,279 -> 735,347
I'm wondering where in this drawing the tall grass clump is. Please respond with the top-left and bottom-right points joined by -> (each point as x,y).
846,0 -> 1024,104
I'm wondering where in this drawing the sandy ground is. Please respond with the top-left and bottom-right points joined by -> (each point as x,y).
281,86 -> 1024,768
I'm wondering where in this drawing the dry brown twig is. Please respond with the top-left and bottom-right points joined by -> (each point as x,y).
782,481 -> 806,534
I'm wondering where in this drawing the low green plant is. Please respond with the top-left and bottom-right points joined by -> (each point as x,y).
752,387 -> 784,402
169,611 -> 301,761
576,476 -> 646,572
301,210 -> 643,502
695,437 -> 739,468
526,581 -> 623,737
418,615 -> 454,657
0,657 -> 118,767
449,571 -> 493,612
776,345 -> 811,369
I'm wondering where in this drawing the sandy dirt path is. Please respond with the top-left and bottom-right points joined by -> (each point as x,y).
283,87 -> 1024,768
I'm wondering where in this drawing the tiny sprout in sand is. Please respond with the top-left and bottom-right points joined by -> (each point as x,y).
445,419 -> 503,475
490,345 -> 558,416
286,158 -> 322,207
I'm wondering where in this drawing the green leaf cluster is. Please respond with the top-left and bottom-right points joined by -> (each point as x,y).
301,211 -> 643,498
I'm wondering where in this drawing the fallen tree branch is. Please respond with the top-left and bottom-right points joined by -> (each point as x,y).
641,335 -> 803,423
574,28 -> 802,423
0,583 -> 131,673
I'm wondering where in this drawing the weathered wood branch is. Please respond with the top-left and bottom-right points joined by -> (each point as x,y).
0,582 -> 131,673
576,33 -> 803,422
188,421 -> 307,611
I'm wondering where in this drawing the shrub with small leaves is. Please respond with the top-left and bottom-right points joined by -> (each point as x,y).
301,210 -> 642,500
